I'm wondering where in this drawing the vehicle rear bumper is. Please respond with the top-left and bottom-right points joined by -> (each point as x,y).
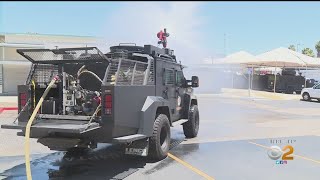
1,120 -> 101,138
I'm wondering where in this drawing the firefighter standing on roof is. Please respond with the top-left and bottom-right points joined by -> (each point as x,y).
157,28 -> 170,48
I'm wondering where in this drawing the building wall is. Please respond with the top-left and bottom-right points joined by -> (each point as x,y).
4,46 -> 31,61
0,36 -> 4,43
4,34 -> 98,44
1,45 -> 41,94
0,46 -> 4,93
0,65 -> 2,93
3,64 -> 31,94
0,33 -> 103,95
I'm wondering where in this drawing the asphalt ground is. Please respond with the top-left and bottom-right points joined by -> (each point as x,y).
1,91 -> 320,180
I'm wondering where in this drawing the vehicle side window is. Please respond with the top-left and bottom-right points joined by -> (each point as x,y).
164,69 -> 174,85
314,84 -> 320,89
176,71 -> 184,86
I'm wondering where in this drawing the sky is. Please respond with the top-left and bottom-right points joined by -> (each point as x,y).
1,1 -> 320,64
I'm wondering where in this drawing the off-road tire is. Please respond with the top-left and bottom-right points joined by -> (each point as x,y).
302,92 -> 311,101
148,114 -> 171,160
183,105 -> 199,138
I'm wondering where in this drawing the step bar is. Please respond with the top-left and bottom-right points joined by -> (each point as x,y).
112,119 -> 188,143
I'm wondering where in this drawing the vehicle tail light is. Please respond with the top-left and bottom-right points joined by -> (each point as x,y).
104,94 -> 112,115
19,93 -> 27,110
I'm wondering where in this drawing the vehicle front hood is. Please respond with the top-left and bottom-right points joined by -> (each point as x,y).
302,88 -> 312,92
302,88 -> 312,90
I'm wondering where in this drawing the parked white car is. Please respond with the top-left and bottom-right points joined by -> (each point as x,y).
301,83 -> 320,101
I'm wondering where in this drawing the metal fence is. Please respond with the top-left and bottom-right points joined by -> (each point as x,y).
104,58 -> 154,86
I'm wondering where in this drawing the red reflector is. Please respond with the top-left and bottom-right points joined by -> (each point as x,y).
106,103 -> 112,108
105,95 -> 112,102
21,100 -> 26,106
21,94 -> 26,99
104,95 -> 112,115
20,93 -> 27,100
19,93 -> 27,107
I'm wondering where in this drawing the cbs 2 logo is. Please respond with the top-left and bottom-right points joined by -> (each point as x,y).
268,145 -> 294,160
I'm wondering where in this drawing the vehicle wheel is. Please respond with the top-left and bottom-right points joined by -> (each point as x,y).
183,105 -> 200,138
302,92 -> 311,101
148,114 -> 171,160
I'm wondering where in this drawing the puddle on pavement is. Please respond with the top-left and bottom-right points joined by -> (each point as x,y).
0,136 -> 187,180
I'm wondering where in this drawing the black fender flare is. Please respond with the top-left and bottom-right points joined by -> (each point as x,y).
182,94 -> 198,119
139,96 -> 172,137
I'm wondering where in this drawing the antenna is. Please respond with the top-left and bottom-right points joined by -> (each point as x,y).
224,33 -> 226,56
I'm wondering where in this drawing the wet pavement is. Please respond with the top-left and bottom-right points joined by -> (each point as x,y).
1,93 -> 320,180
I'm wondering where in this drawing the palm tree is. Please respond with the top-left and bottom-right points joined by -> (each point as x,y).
315,41 -> 320,57
288,45 -> 296,51
302,48 -> 315,57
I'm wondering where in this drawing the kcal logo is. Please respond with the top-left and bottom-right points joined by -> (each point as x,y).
267,145 -> 294,163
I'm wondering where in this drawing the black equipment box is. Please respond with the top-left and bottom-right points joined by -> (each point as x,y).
41,100 -> 56,114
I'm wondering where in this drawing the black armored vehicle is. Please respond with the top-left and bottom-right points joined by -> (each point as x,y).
265,69 -> 305,94
1,43 -> 200,160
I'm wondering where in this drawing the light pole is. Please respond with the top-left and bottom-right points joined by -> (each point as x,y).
297,43 -> 303,53
224,33 -> 227,57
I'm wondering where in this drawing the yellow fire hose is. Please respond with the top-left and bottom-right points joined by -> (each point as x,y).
24,76 -> 59,180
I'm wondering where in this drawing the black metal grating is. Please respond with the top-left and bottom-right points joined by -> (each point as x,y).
30,64 -> 59,85
106,58 -> 154,86
106,60 -> 120,84
164,69 -> 175,85
147,60 -> 154,85
17,47 -> 108,63
132,62 -> 147,85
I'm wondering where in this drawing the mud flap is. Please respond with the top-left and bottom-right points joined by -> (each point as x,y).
125,138 -> 149,156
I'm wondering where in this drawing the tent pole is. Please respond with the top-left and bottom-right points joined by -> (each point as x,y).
248,66 -> 251,97
231,66 -> 234,88
305,65 -> 308,88
273,66 -> 277,93
251,65 -> 254,90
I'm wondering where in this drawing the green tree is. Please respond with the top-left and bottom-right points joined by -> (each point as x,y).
315,41 -> 320,57
288,45 -> 296,51
302,48 -> 315,57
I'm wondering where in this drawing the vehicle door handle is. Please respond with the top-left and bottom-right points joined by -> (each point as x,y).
163,88 -> 169,99
175,87 -> 180,98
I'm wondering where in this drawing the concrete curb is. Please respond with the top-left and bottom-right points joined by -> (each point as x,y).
0,107 -> 18,114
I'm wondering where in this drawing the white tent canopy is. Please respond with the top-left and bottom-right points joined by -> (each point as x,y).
214,51 -> 260,65
243,47 -> 320,92
245,47 -> 320,68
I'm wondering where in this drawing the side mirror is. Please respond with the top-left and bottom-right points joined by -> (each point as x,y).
191,76 -> 199,88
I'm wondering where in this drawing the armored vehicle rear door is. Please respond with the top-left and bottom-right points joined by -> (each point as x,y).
156,59 -> 187,121
163,67 -> 178,119
162,65 -> 188,121
174,69 -> 187,119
